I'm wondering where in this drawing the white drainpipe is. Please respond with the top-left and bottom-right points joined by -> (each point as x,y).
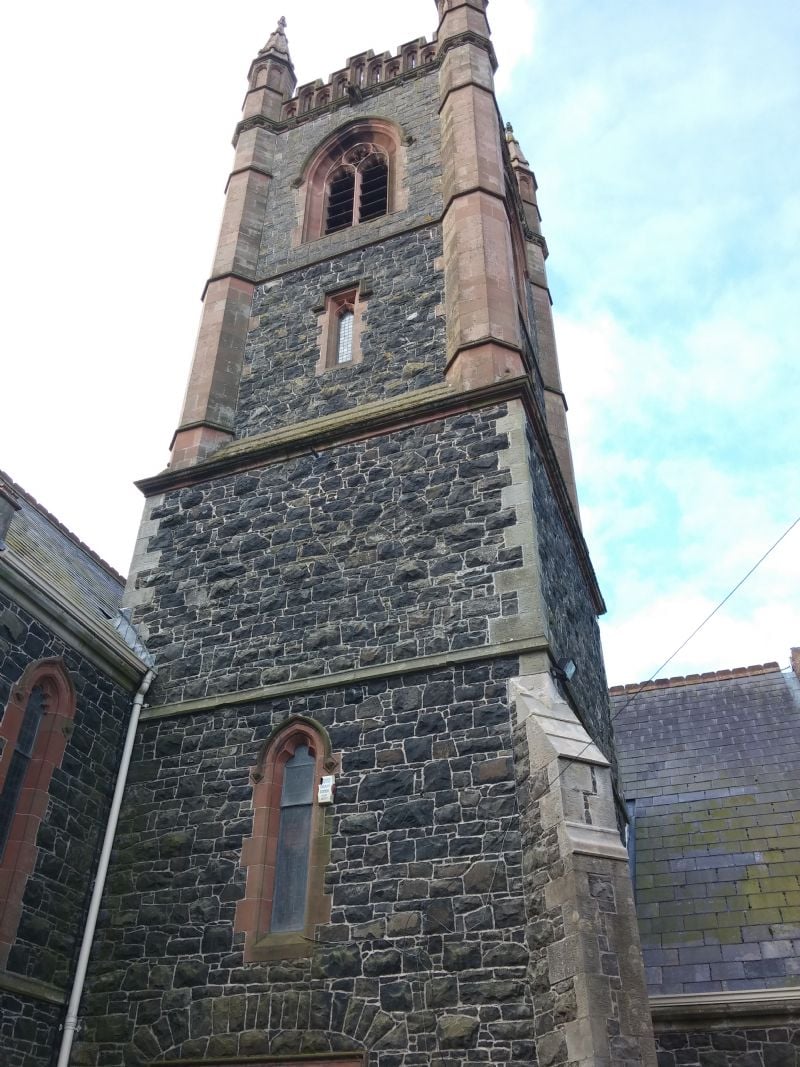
56,668 -> 156,1067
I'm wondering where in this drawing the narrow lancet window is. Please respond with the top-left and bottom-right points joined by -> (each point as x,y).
0,686 -> 46,860
337,308 -> 355,363
270,744 -> 316,933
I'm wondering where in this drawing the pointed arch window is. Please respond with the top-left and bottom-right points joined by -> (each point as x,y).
300,120 -> 405,244
236,719 -> 336,961
0,686 -> 46,861
0,660 -> 76,966
324,146 -> 389,235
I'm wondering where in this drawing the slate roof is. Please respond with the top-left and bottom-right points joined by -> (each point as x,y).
612,660 -> 800,996
0,469 -> 124,627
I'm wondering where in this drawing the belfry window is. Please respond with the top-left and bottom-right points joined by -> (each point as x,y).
301,120 -> 404,244
324,145 -> 389,235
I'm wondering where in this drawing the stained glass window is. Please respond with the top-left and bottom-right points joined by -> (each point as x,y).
0,685 -> 46,860
270,744 -> 316,933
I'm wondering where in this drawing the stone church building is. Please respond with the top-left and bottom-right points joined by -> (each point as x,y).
1,3 -> 798,1066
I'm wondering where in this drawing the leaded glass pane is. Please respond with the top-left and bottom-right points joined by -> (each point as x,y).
337,310 -> 354,364
17,687 -> 46,756
0,687 -> 46,860
270,744 -> 316,933
271,805 -> 313,932
280,745 -> 315,807
0,752 -> 28,859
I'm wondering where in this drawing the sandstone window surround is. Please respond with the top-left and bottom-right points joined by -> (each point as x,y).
314,278 -> 372,374
236,718 -> 337,962
0,659 -> 76,968
299,119 -> 407,243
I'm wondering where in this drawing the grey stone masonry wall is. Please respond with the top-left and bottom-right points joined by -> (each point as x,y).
525,424 -> 615,765
0,991 -> 63,1067
656,1026 -> 800,1066
75,659 -> 539,1067
0,594 -> 133,987
0,594 -> 135,1064
253,71 -> 442,278
236,226 -> 445,437
130,406 -> 522,709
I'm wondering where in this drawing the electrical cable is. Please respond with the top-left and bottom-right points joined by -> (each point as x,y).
546,511 -> 800,795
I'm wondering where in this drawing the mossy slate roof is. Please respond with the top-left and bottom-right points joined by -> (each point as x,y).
613,663 -> 800,996
0,469 -> 124,627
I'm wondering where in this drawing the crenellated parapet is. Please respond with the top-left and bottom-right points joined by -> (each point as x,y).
275,36 -> 438,119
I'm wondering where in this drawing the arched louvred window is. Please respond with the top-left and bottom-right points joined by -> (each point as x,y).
336,306 -> 355,363
324,148 -> 389,235
326,167 -> 356,234
359,156 -> 389,223
301,121 -> 404,243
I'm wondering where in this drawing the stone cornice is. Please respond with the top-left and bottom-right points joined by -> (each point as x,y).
161,1056 -> 366,1066
437,29 -> 498,72
0,553 -> 147,690
651,987 -> 800,1028
141,635 -> 550,721
137,376 -> 605,616
0,968 -> 66,1006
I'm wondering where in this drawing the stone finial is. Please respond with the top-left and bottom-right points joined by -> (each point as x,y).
792,647 -> 800,680
505,122 -> 530,167
260,15 -> 290,57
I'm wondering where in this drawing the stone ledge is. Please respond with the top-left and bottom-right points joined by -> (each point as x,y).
0,969 -> 66,1006
159,1057 -> 365,1066
651,987 -> 800,1029
141,636 -> 549,721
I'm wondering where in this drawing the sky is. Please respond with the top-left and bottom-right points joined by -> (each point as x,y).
0,1 -> 797,685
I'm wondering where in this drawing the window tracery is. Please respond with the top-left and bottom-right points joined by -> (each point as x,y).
324,145 -> 389,235
299,120 -> 405,243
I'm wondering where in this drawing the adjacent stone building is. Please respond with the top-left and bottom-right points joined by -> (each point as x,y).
0,472 -> 153,1067
67,4 -> 655,1066
614,653 -> 800,1066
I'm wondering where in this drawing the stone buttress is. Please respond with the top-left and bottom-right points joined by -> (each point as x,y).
76,5 -> 656,1066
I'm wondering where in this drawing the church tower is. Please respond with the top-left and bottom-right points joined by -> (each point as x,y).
78,6 -> 656,1065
